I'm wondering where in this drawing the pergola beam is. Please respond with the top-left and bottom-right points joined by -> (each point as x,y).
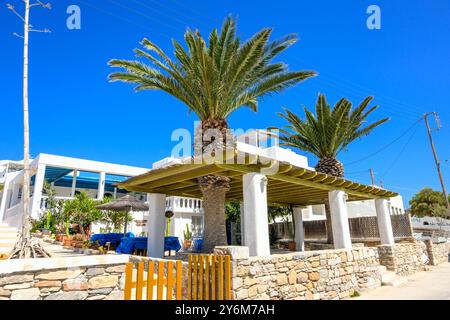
119,161 -> 398,207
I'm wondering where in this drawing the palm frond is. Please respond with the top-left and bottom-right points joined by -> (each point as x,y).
278,94 -> 389,159
109,16 -> 315,122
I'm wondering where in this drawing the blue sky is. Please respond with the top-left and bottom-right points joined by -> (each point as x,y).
1,0 -> 449,205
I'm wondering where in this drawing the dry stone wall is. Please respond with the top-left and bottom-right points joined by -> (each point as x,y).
0,256 -> 128,300
216,246 -> 382,300
377,242 -> 427,276
424,240 -> 450,266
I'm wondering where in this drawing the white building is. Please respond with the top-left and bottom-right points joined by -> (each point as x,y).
0,154 -> 206,241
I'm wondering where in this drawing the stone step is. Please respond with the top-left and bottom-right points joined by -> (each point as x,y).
0,239 -> 16,246
381,271 -> 407,287
0,232 -> 16,238
0,227 -> 17,233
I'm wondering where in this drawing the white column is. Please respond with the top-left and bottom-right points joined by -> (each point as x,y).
328,190 -> 352,249
239,202 -> 245,246
242,172 -> 270,256
375,198 -> 395,245
30,164 -> 46,220
70,170 -> 78,197
293,207 -> 305,251
147,193 -> 166,258
97,171 -> 106,200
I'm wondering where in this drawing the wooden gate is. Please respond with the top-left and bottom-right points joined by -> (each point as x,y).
124,254 -> 232,300
124,260 -> 183,300
187,254 -> 232,300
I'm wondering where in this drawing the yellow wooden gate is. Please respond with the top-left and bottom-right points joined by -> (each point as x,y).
187,254 -> 232,300
124,254 -> 232,300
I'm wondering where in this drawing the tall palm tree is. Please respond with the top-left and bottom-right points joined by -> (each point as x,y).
108,16 -> 315,252
278,93 -> 389,243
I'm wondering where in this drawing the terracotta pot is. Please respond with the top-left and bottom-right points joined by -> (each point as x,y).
183,240 -> 192,250
71,241 -> 84,248
62,238 -> 73,247
288,241 -> 296,251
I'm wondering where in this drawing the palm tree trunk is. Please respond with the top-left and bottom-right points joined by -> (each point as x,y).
199,182 -> 229,252
195,119 -> 232,252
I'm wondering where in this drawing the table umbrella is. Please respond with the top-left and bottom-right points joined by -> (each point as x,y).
95,194 -> 149,236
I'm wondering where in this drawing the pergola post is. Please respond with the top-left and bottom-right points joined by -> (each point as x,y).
147,193 -> 166,258
375,198 -> 395,245
70,170 -> 78,197
239,202 -> 245,246
97,171 -> 106,200
30,163 -> 46,220
242,172 -> 270,256
328,190 -> 352,249
293,207 -> 305,251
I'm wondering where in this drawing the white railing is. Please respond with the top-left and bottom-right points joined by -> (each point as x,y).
165,196 -> 203,214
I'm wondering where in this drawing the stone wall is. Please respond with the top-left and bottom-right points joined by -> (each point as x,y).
0,255 -> 129,300
377,242 -> 427,276
215,246 -> 382,300
424,240 -> 450,266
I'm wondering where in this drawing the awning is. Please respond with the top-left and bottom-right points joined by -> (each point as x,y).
118,160 -> 398,206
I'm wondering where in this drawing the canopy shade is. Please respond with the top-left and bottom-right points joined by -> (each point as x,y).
118,160 -> 398,206
95,194 -> 149,211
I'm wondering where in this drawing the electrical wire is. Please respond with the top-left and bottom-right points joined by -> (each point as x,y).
345,118 -> 422,166
380,123 -> 421,178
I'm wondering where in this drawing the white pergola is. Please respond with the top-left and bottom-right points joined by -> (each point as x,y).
118,160 -> 398,258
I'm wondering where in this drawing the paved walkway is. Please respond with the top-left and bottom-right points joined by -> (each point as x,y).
352,263 -> 450,300
42,241 -> 85,258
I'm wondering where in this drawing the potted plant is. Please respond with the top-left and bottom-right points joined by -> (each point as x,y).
62,235 -> 73,247
288,241 -> 296,251
183,224 -> 192,250
71,233 -> 85,248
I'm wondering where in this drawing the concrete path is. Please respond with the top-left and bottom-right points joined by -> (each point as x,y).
352,263 -> 450,300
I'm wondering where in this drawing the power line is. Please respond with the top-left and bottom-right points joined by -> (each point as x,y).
345,118 -> 422,166
380,123 -> 420,178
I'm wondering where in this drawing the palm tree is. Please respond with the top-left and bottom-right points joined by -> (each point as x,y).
278,93 -> 389,243
108,16 -> 315,252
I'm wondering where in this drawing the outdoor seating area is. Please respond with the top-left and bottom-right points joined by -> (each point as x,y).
115,235 -> 182,256
90,232 -> 135,247
118,157 -> 399,258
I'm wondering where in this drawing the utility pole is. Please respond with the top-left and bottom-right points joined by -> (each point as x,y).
7,0 -> 51,259
369,168 -> 375,186
423,112 -> 450,216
